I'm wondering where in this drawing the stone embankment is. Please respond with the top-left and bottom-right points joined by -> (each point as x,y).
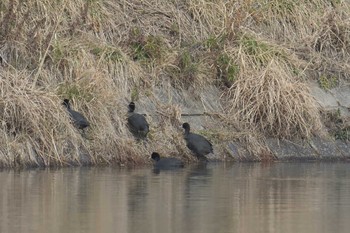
143,81 -> 349,161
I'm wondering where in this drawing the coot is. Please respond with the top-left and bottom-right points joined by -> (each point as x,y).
151,152 -> 184,170
182,122 -> 213,161
128,102 -> 149,139
62,99 -> 90,130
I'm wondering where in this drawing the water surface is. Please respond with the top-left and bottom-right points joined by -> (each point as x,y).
0,162 -> 349,233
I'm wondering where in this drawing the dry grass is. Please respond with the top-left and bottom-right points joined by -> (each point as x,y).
224,34 -> 323,138
0,0 -> 349,167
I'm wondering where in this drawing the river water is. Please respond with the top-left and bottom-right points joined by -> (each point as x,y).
0,162 -> 349,233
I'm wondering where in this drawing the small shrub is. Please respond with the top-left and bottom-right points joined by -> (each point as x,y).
334,127 -> 350,140
216,53 -> 239,87
164,47 -> 202,88
169,22 -> 179,36
129,28 -> 165,62
318,75 -> 338,90
49,39 -> 79,71
205,34 -> 226,51
178,49 -> 198,77
57,83 -> 93,102
321,109 -> 350,141
269,0 -> 297,15
90,46 -> 122,62
240,35 -> 285,67
131,87 -> 139,101
143,35 -> 164,60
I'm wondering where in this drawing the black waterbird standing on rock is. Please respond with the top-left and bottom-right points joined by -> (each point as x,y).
127,102 -> 149,139
151,152 -> 184,170
182,122 -> 213,161
62,99 -> 90,131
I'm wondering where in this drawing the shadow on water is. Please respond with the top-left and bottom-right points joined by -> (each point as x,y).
0,162 -> 350,233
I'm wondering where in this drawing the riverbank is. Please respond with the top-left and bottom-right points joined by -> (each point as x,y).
0,0 -> 349,167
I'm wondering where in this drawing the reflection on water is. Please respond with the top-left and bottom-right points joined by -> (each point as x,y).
0,162 -> 350,233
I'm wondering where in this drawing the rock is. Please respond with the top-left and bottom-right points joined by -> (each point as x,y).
266,138 -> 317,161
309,137 -> 344,160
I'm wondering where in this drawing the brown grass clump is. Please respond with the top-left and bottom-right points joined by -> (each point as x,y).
225,34 -> 322,139
228,59 -> 322,138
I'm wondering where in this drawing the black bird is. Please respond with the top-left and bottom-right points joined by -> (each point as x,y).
62,99 -> 90,130
151,152 -> 184,170
182,122 -> 213,161
127,102 -> 149,139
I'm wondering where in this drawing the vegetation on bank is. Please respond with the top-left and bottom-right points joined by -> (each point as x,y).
0,0 -> 349,167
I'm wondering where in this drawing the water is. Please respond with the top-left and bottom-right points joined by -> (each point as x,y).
0,162 -> 349,233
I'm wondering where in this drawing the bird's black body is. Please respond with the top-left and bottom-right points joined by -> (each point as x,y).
62,99 -> 90,130
151,152 -> 184,170
182,122 -> 213,161
128,102 -> 149,139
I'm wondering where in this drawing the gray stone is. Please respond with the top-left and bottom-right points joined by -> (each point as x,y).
227,142 -> 258,161
266,138 -> 317,161
329,85 -> 350,108
309,137 -> 343,160
335,140 -> 350,158
309,82 -> 339,110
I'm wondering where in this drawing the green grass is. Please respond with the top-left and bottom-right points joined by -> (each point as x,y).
318,75 -> 338,90
57,84 -> 93,102
90,46 -> 123,62
240,35 -> 286,66
334,128 -> 350,140
129,28 -> 165,62
215,53 -> 239,87
178,49 -> 198,77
